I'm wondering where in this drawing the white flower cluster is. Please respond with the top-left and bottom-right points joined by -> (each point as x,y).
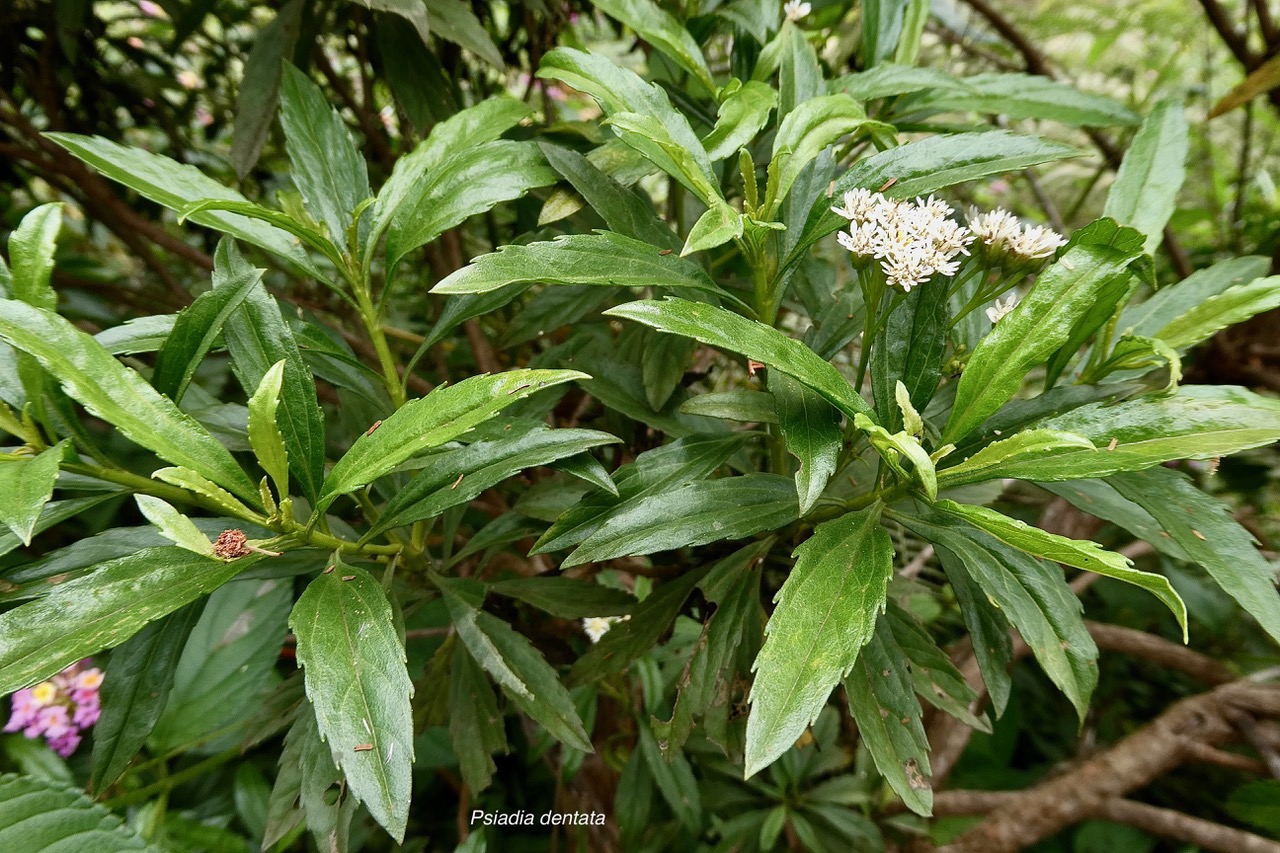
783,0 -> 811,22
832,189 -> 974,291
582,614 -> 630,643
968,208 -> 1067,261
986,295 -> 1018,324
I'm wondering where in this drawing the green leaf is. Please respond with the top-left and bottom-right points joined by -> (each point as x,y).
1102,98 -> 1188,254
264,700 -> 356,852
942,228 -> 1144,443
43,133 -> 318,276
384,140 -> 557,272
896,509 -> 1098,718
431,232 -> 728,299
904,73 -> 1140,128
289,566 -> 414,842
278,63 -> 371,248
939,430 -> 1099,488
746,505 -> 893,777
0,299 -> 258,502
150,577 -> 291,752
862,0 -> 909,67
489,576 -> 634,619
1151,275 -> 1280,351
151,467 -> 258,522
318,370 -> 586,515
0,442 -> 64,546
790,131 -> 1081,265
888,604 -> 989,732
844,616 -> 932,816
231,0 -> 302,178
934,499 -> 1187,639
538,143 -> 679,247
1110,467 -> 1280,645
871,276 -> 949,433
1017,385 -> 1280,479
0,547 -> 259,696
855,413 -> 938,500
247,360 -> 291,501
0,496 -> 116,561
682,202 -> 743,255
425,0 -> 504,67
533,432 -> 749,555
942,542 -> 1013,716
449,641 -> 508,792
1082,333 -> 1182,392
216,242 -> 325,504
765,94 -> 867,214
369,96 -> 533,252
704,80 -> 778,161
568,564 -> 708,686
0,773 -> 153,850
833,65 -> 976,101
643,332 -> 695,410
8,202 -> 62,312
92,315 -> 176,356
680,389 -> 778,423
1122,256 -> 1271,337
90,604 -> 202,792
637,723 -> 703,830
564,473 -> 798,567
436,576 -> 593,752
592,0 -> 717,94
606,298 -> 874,421
367,424 -> 618,537
604,111 -> 725,209
771,373 -> 840,515
152,252 -> 263,404
134,495 -> 213,556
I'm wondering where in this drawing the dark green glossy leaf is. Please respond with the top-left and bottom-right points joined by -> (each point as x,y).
290,566 -> 414,842
0,774 -> 153,850
89,603 -> 202,791
888,604 -> 989,732
0,442 -> 64,547
0,548 -> 259,696
319,370 -> 585,514
449,642 -> 508,791
943,228 -> 1144,443
0,496 -> 116,561
871,277 -> 948,433
844,615 -> 932,816
680,389 -> 778,423
538,143 -> 678,247
1102,97 -> 1188,254
746,505 -> 892,777
1122,256 -> 1270,338
606,298 -> 874,421
564,473 -> 798,567
263,700 -> 356,853
771,372 -> 840,515
489,576 -> 634,619
1110,467 -> 1280,645
0,300 -> 258,502
1152,275 -> 1280,351
231,0 -> 301,178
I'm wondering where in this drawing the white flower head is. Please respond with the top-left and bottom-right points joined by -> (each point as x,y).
986,296 -> 1019,324
831,188 -> 884,222
836,193 -> 973,291
1010,225 -> 1067,260
581,615 -> 630,643
968,207 -> 1022,249
784,0 -> 812,22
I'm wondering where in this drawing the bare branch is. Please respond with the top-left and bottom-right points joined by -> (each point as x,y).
1097,799 -> 1280,853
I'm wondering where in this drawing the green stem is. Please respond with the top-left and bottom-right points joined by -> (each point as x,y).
353,281 -> 407,409
104,748 -> 241,809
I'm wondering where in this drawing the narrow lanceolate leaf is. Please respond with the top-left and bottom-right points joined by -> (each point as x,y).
1153,275 -> 1280,351
746,505 -> 893,777
44,133 -> 317,276
318,370 -> 586,515
771,373 -> 840,515
152,254 -> 263,403
449,642 -> 508,791
290,566 -> 414,842
899,511 -> 1098,719
938,430 -> 1098,488
0,442 -> 64,546
91,604 -> 203,792
489,576 -> 634,619
152,467 -> 258,522
0,547 -> 258,696
564,473 -> 799,568
1018,385 -> 1280,479
1103,98 -> 1188,254
888,604 -> 989,732
844,616 -> 932,816
216,242 -> 325,503
432,232 -> 728,299
1110,467 -> 1280,645
871,277 -> 949,433
904,72 -> 1140,128
278,63 -> 371,248
942,228 -> 1144,443
0,300 -> 258,502
0,497 -> 116,561
368,425 -> 618,538
436,577 -> 593,752
592,0 -> 717,94
539,143 -> 679,247
606,298 -> 874,421
0,774 -> 153,851
765,94 -> 867,213
264,700 -> 357,852
247,360 -> 291,500
703,81 -> 778,161
934,499 -> 1188,639
230,0 -> 302,178
134,495 -> 213,557
1122,256 -> 1271,338
8,202 -> 62,311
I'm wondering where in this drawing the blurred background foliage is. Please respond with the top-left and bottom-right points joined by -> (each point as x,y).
1,1 -> 1278,851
